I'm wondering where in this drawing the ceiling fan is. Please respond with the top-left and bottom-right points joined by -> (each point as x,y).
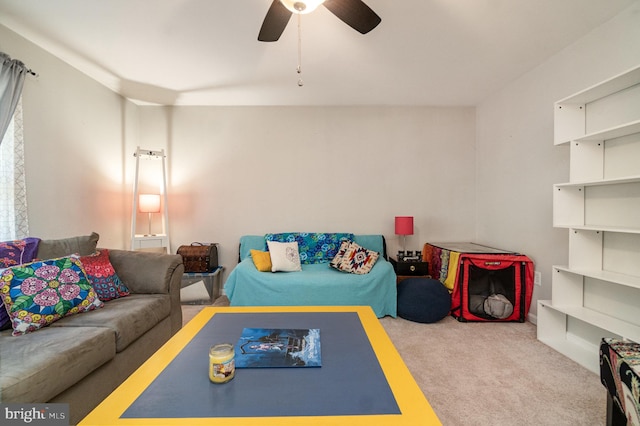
258,0 -> 381,42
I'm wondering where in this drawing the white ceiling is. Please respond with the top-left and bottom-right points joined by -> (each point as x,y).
0,0 -> 635,106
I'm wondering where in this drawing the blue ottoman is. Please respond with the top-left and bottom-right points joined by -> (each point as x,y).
397,278 -> 451,323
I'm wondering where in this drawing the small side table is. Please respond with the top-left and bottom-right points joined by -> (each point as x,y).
180,266 -> 223,305
389,257 -> 430,284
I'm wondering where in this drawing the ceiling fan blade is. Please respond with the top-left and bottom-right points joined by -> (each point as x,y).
323,0 -> 381,34
258,0 -> 293,42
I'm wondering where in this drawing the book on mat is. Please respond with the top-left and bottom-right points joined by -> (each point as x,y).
234,328 -> 321,368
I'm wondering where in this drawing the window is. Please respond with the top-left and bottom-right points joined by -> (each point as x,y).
0,98 -> 29,240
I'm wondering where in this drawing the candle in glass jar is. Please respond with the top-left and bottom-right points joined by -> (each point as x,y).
209,343 -> 235,384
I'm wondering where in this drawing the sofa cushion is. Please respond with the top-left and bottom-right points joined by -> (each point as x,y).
51,294 -> 171,352
0,237 -> 41,331
36,232 -> 99,260
239,236 -> 268,261
352,235 -> 386,254
0,325 -> 115,403
265,233 -> 354,264
80,249 -> 129,301
267,241 -> 302,272
1,255 -> 103,336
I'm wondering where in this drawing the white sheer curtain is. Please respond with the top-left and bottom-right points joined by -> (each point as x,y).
0,52 -> 30,241
0,98 -> 28,240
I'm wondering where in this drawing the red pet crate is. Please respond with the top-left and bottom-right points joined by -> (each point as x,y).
423,243 -> 534,322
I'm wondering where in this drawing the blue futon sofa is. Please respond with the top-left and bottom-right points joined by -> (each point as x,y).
224,234 -> 397,318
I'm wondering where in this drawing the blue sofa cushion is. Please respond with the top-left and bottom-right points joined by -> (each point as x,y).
264,233 -> 354,264
239,234 -> 386,262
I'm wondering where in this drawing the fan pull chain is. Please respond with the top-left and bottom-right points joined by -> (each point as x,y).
297,13 -> 303,87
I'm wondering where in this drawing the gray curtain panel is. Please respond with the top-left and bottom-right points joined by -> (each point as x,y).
0,52 -> 28,142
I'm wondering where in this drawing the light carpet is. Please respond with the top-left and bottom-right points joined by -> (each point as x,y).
182,299 -> 604,425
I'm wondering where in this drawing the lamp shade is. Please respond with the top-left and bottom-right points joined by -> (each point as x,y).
139,194 -> 161,213
395,216 -> 414,236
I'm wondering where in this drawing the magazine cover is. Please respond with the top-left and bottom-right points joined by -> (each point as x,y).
235,328 -> 321,368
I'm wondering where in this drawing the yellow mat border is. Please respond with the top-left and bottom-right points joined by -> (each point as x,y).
80,306 -> 441,425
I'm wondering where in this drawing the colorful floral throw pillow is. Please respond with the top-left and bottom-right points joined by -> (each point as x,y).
0,237 -> 41,331
80,249 -> 129,301
0,255 -> 103,336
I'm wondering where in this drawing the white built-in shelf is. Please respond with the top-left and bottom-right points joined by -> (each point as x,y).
553,224 -> 640,235
555,174 -> 640,188
537,300 -> 603,374
556,65 -> 640,105
539,301 -> 640,343
553,265 -> 640,290
554,64 -> 640,146
578,119 -> 640,141
556,119 -> 640,146
540,64 -> 640,374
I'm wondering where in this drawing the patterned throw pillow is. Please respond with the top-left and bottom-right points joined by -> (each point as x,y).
0,255 -> 103,336
0,237 -> 41,331
329,240 -> 352,270
0,237 -> 41,268
80,249 -> 129,301
266,241 -> 302,272
265,233 -> 354,264
337,242 -> 379,275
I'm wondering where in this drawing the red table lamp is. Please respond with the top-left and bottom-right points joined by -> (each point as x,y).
395,216 -> 414,253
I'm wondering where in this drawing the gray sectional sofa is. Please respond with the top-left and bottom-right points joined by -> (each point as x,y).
0,234 -> 184,425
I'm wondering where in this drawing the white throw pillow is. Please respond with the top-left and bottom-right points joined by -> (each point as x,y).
267,241 -> 302,272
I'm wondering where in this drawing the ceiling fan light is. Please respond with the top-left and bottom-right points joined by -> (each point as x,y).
279,0 -> 326,14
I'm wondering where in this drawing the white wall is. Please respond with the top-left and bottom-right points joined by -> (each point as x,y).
137,106 -> 476,275
475,1 -> 640,320
2,23 -> 477,282
0,24 -> 138,249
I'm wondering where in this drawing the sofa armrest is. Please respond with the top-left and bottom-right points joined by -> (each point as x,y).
108,249 -> 184,333
108,250 -> 181,293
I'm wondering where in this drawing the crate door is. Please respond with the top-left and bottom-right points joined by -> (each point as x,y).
458,255 -> 527,322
